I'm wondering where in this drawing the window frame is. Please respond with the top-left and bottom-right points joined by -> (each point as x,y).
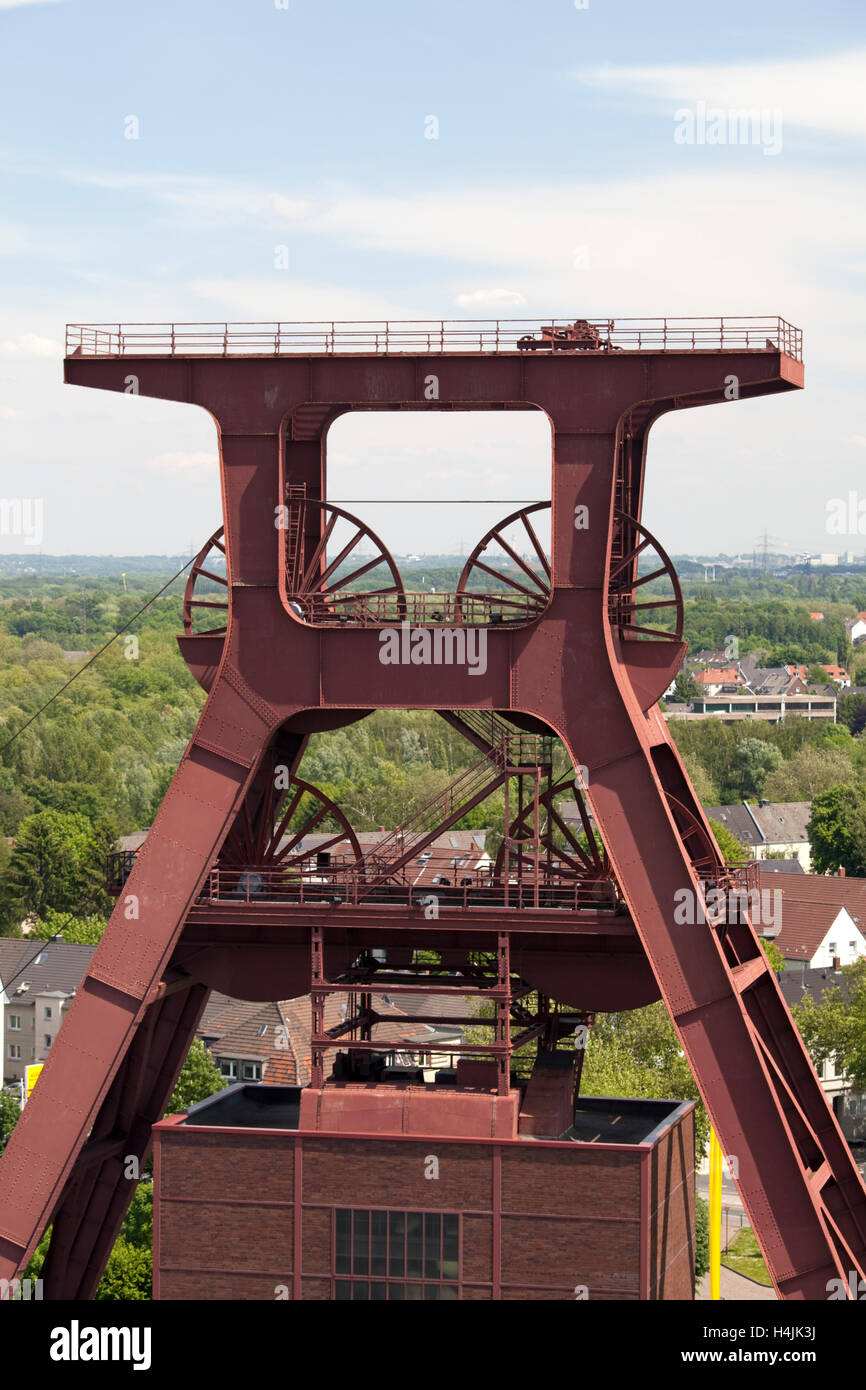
331,1207 -> 461,1300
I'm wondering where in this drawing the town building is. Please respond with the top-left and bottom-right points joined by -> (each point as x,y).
704,802 -> 812,869
845,612 -> 866,645
197,988 -> 471,1087
152,1073 -> 697,1300
755,866 -> 866,972
0,940 -> 95,1085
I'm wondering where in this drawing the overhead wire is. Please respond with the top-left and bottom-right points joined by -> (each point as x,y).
0,557 -> 196,758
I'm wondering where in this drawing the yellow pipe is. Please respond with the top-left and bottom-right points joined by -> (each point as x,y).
709,1124 -> 722,1300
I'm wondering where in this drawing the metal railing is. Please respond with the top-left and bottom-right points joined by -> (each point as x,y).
107,851 -> 620,911
290,588 -> 546,627
66,317 -> 803,362
194,864 -> 621,912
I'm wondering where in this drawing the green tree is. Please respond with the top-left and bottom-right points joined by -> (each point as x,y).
729,738 -> 782,800
708,817 -> 747,867
807,663 -> 831,685
6,809 -> 114,918
581,1003 -> 710,1159
94,1240 -> 151,1301
0,836 -> 20,934
763,746 -> 856,802
808,784 -> 866,876
165,1037 -> 225,1114
36,908 -> 107,945
681,754 -> 717,804
760,938 -> 785,973
0,1090 -> 21,1155
695,1195 -> 710,1280
121,1181 -> 153,1250
837,692 -> 866,735
792,958 -> 866,1091
673,672 -> 700,702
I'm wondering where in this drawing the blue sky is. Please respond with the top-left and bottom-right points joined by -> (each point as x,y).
1,0 -> 865,558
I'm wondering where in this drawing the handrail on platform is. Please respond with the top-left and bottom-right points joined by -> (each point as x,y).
66,316 -> 803,362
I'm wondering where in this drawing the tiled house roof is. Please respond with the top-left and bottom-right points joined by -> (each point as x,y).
197,990 -> 452,1087
0,939 -> 96,997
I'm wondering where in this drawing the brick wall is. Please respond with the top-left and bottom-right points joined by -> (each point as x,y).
154,1105 -> 695,1301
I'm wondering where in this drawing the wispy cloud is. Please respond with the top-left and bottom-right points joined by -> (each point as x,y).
455,288 -> 526,307
0,0 -> 63,8
576,52 -> 866,140
0,332 -> 61,357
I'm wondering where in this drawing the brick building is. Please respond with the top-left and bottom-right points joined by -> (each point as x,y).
152,1057 -> 696,1301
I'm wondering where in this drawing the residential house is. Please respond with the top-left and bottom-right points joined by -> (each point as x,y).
667,656 -> 837,722
845,612 -> 866,646
755,866 -> 866,973
197,988 -> 473,1088
0,939 -> 95,1084
786,663 -> 850,689
691,667 -> 746,697
704,802 -> 812,869
739,656 -> 807,697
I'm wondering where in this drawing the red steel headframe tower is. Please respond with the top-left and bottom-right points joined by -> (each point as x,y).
1,315 -> 865,1300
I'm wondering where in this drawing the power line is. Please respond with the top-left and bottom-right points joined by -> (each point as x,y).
0,557 -> 195,758
0,915 -> 79,1000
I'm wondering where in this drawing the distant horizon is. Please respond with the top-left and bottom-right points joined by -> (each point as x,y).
2,550 -> 865,569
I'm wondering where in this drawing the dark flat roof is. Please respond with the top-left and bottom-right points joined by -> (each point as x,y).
565,1097 -> 690,1146
180,1084 -> 692,1146
182,1084 -> 302,1130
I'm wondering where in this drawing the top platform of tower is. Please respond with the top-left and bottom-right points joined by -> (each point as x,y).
65,316 -> 803,361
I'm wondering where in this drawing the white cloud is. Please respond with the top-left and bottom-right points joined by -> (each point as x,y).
0,0 -> 63,8
576,52 -> 866,140
146,451 -> 218,473
0,332 -> 61,357
191,277 -> 417,322
455,288 -> 527,307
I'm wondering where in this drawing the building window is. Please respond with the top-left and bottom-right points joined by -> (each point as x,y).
8,1015 -> 21,1031
241,1061 -> 261,1081
333,1209 -> 460,1299
44,1007 -> 52,1019
8,1045 -> 21,1060
218,1060 -> 237,1080
44,1035 -> 52,1049
828,943 -> 837,957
